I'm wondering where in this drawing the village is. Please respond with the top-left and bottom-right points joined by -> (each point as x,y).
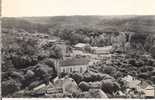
4,30 -> 154,98
2,15 -> 155,98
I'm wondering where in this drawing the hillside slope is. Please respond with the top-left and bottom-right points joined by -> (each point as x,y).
2,15 -> 155,33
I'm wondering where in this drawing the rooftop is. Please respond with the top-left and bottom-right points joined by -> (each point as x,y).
60,57 -> 89,67
92,46 -> 112,51
74,43 -> 89,48
127,80 -> 141,88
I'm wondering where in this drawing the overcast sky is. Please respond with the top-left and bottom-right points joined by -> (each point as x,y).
2,0 -> 155,17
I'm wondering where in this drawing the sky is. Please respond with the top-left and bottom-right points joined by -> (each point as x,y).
2,0 -> 155,17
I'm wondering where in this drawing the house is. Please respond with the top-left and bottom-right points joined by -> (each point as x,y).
122,75 -> 135,82
71,49 -> 92,57
75,43 -> 88,48
52,76 -> 79,94
92,46 -> 112,55
123,77 -> 155,98
71,50 -> 84,56
142,85 -> 155,98
59,57 -> 89,73
122,76 -> 141,89
31,84 -> 47,96
127,80 -> 141,89
74,43 -> 90,51
33,84 -> 46,91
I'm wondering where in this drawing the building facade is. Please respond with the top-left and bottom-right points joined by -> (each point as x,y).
60,65 -> 88,73
59,57 -> 89,73
92,46 -> 112,55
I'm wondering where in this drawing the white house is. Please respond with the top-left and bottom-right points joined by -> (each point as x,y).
75,43 -> 88,48
74,43 -> 90,51
122,75 -> 135,82
52,77 -> 79,94
92,46 -> 112,54
59,57 -> 89,73
143,85 -> 155,98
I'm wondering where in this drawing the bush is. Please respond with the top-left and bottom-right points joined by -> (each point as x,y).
88,81 -> 102,89
2,58 -> 15,72
40,58 -> 55,68
146,66 -> 153,72
49,45 -> 63,59
150,46 -> 155,58
10,71 -> 25,82
139,67 -> 147,73
79,81 -> 90,91
25,70 -> 35,79
130,33 -> 147,47
28,81 -> 44,90
39,58 -> 57,74
151,70 -> 155,76
2,36 -> 39,69
103,66 -> 116,75
81,89 -> 108,98
138,72 -> 149,79
151,76 -> 155,84
101,79 -> 119,94
11,54 -> 37,68
70,72 -> 83,84
34,64 -> 56,84
2,78 -> 21,97
83,71 -> 114,82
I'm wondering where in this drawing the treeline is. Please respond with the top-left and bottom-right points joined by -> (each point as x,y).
2,17 -> 155,54
2,18 -> 50,33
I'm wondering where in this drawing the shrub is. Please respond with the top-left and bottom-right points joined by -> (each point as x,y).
101,79 -> 114,94
2,36 -> 39,69
34,63 -> 57,83
151,70 -> 155,76
103,66 -> 116,75
2,78 -> 21,97
40,58 -> 55,68
150,46 -> 155,58
79,81 -> 90,91
70,72 -> 83,84
151,76 -> 155,84
101,79 -> 119,94
138,72 -> 149,79
49,45 -> 63,59
130,33 -> 147,47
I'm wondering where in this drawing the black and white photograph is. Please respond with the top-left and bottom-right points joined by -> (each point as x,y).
1,0 -> 155,99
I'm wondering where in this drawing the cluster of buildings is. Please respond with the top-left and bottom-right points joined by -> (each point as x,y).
53,42 -> 113,74
16,32 -> 49,39
122,75 -> 155,98
30,76 -> 79,97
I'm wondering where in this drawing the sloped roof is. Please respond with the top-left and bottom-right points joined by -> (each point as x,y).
127,80 -> 141,88
139,81 -> 150,89
74,43 -> 88,48
92,46 -> 112,54
145,85 -> 154,90
60,57 -> 89,66
144,88 -> 154,97
122,75 -> 133,82
92,46 -> 112,51
82,89 -> 108,98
